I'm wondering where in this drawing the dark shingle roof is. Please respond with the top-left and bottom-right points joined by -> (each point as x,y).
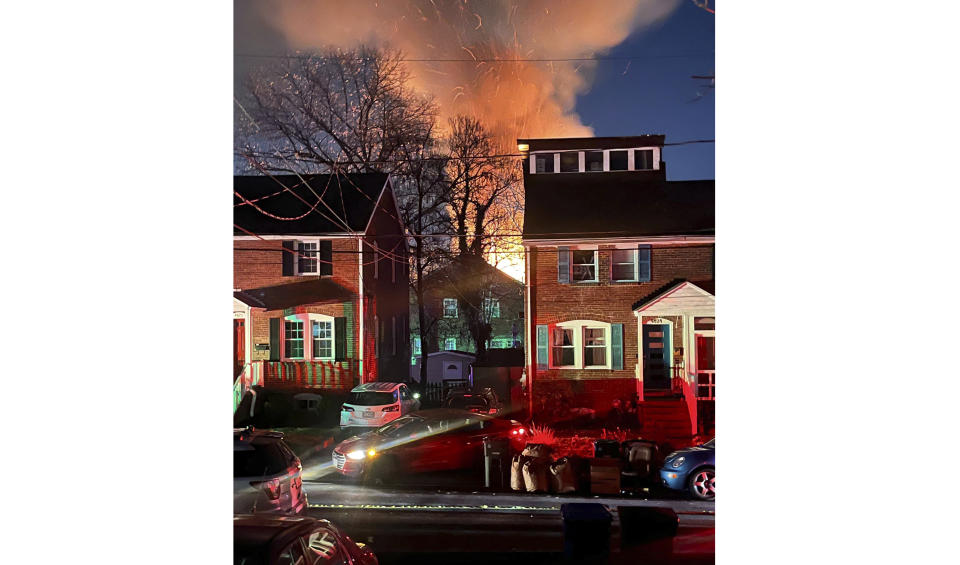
522,172 -> 714,240
234,173 -> 388,235
234,278 -> 354,310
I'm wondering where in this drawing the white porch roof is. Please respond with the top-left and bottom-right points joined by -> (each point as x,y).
633,280 -> 714,316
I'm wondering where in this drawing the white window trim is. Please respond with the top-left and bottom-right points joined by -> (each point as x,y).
611,247 -> 639,282
443,298 -> 458,318
549,320 -> 612,370
571,248 -> 599,283
282,313 -> 335,361
484,297 -> 500,318
294,239 -> 321,276
444,337 -> 457,351
413,336 -> 422,355
528,147 -> 660,173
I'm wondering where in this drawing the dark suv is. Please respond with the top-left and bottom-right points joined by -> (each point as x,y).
234,427 -> 307,514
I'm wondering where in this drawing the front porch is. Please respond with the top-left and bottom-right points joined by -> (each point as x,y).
233,359 -> 360,412
633,280 -> 715,436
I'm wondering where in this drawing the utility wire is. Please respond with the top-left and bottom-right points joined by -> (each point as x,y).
235,53 -> 714,62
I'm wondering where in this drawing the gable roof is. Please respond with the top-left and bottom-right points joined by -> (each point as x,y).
234,173 -> 389,236
632,279 -> 715,312
522,172 -> 714,240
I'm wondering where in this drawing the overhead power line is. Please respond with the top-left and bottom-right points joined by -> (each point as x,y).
235,52 -> 714,63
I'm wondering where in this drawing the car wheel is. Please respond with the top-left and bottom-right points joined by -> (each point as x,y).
363,455 -> 397,487
688,466 -> 715,500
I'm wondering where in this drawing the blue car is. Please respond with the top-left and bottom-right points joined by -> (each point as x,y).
660,438 -> 715,500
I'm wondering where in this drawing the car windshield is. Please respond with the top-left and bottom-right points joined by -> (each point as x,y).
374,415 -> 435,438
233,441 -> 291,478
348,391 -> 395,406
445,396 -> 489,410
703,438 -> 715,448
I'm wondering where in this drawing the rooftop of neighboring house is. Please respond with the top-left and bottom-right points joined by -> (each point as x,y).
233,173 -> 390,236
421,256 -> 524,293
517,135 -> 666,152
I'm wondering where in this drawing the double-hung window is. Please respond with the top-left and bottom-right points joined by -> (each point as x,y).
443,298 -> 458,318
572,250 -> 597,282
483,298 -> 500,318
285,320 -> 304,359
552,328 -> 575,367
311,320 -> 333,360
534,153 -> 555,173
583,327 -> 607,366
444,337 -> 457,351
612,249 -> 638,282
634,149 -> 654,170
297,241 -> 318,275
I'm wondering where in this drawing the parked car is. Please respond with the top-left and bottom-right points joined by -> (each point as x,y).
234,427 -> 307,514
332,409 -> 527,481
340,382 -> 419,428
660,437 -> 715,500
442,387 -> 503,416
234,513 -> 378,565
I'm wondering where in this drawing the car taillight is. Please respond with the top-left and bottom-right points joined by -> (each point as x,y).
251,478 -> 281,500
511,427 -> 526,436
382,404 -> 399,412
343,406 -> 354,412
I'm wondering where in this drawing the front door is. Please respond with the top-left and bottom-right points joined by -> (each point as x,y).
234,319 -> 246,379
642,324 -> 671,391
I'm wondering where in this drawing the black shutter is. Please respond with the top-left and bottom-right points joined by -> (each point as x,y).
319,240 -> 333,276
269,318 -> 281,361
281,240 -> 296,276
334,316 -> 347,361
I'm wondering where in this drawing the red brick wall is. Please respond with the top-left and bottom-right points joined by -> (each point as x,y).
527,243 -> 713,411
233,238 -> 360,293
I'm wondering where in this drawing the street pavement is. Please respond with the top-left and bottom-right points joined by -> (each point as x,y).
302,481 -> 714,563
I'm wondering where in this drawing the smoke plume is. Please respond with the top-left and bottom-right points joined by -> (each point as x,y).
239,0 -> 680,146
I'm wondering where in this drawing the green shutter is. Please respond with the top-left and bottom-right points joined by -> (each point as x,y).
536,325 -> 549,370
269,318 -> 281,361
611,323 -> 624,370
334,316 -> 347,361
557,247 -> 570,283
637,245 -> 652,282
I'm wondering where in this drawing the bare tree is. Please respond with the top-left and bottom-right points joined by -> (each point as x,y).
442,116 -> 522,362
236,46 -> 437,176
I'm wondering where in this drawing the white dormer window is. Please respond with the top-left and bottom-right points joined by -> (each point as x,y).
559,151 -> 580,173
585,151 -> 604,171
530,147 -> 660,173
635,149 -> 654,170
535,153 -> 555,173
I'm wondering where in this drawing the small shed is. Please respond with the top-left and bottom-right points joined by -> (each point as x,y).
472,348 -> 525,413
410,351 -> 476,385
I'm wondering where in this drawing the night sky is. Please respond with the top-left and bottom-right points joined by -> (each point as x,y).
575,1 -> 714,180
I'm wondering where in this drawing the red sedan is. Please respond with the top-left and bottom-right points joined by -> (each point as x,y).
332,408 -> 527,480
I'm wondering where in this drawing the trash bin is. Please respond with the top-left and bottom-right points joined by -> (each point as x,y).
560,503 -> 612,559
483,436 -> 511,489
593,438 -> 621,459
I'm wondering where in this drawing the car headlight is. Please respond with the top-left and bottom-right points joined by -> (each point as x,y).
671,456 -> 686,468
346,450 -> 366,460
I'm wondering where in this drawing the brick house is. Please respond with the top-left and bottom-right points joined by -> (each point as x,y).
519,136 -> 715,440
233,173 -> 410,403
411,258 -> 525,357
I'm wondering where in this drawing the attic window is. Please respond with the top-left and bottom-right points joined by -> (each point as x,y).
585,151 -> 604,171
559,151 -> 580,173
609,150 -> 629,171
535,153 -> 555,173
635,149 -> 654,170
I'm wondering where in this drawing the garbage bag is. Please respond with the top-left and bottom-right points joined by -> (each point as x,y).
510,455 -> 527,491
550,457 -> 578,494
522,443 -> 553,459
523,458 -> 549,493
